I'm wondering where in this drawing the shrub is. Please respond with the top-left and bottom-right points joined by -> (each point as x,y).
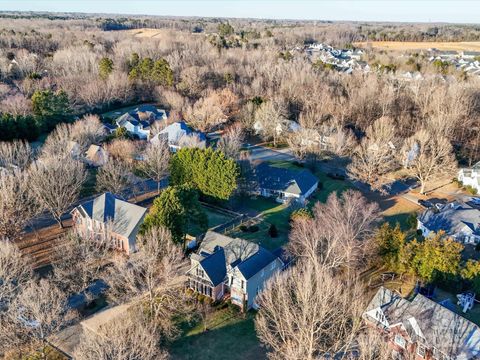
268,224 -> 278,238
239,225 -> 248,232
248,225 -> 259,233
465,185 -> 478,195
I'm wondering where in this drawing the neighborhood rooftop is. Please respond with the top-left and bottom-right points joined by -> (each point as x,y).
254,162 -> 318,196
364,287 -> 480,359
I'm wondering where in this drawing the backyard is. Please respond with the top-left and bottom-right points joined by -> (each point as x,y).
169,307 -> 265,360
186,206 -> 236,237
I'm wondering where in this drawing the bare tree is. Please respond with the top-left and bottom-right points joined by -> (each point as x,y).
178,133 -> 206,149
0,239 -> 32,308
141,141 -> 171,193
74,309 -> 168,360
216,123 -> 244,160
70,114 -> 106,152
7,278 -> 74,358
254,100 -> 288,147
29,157 -> 87,228
255,261 -> 365,360
348,117 -> 400,191
96,158 -> 133,197
0,140 -> 33,169
0,169 -> 38,239
107,227 -> 189,339
288,190 -> 380,272
106,138 -> 137,165
51,229 -> 112,295
403,128 -> 457,194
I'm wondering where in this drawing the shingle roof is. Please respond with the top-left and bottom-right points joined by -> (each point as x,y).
365,287 -> 480,359
199,249 -> 226,286
116,113 -> 139,127
237,247 -> 277,280
76,192 -> 147,239
419,201 -> 480,236
194,231 -> 280,284
159,121 -> 206,145
253,162 -> 318,196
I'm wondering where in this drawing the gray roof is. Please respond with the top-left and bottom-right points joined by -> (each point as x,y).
254,162 -> 318,196
365,287 -> 480,359
116,113 -> 139,127
75,192 -> 147,239
158,121 -> 206,145
419,201 -> 480,236
193,231 -> 281,284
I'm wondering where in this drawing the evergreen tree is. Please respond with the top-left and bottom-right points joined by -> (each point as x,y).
99,57 -> 114,79
31,90 -> 71,132
170,148 -> 239,200
142,186 -> 207,244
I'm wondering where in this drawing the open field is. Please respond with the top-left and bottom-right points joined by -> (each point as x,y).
354,41 -> 480,52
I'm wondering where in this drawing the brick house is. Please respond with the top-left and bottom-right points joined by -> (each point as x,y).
187,231 -> 283,310
363,287 -> 480,360
71,192 -> 147,255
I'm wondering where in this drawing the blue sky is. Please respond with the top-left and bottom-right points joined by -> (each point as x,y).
0,1 -> 478,23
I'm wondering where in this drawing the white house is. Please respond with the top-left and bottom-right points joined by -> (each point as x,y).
109,105 -> 168,140
150,121 -> 206,152
417,200 -> 480,244
458,161 -> 480,193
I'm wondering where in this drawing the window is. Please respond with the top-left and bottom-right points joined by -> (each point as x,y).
417,344 -> 426,358
394,334 -> 406,348
241,280 -> 245,290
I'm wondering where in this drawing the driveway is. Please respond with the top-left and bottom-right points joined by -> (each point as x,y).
246,145 -> 295,162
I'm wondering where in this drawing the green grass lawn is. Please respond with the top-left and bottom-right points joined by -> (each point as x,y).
228,196 -> 292,250
310,171 -> 352,204
187,207 -> 235,237
169,308 -> 266,360
79,168 -> 98,198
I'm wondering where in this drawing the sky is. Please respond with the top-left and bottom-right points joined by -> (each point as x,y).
0,1 -> 479,24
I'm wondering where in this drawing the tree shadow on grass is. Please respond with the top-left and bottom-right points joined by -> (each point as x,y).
169,312 -> 266,360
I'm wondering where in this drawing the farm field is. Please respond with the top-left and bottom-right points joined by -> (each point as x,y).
124,28 -> 169,38
354,41 -> 480,51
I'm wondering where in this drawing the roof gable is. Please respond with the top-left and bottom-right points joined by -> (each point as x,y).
254,163 -> 318,195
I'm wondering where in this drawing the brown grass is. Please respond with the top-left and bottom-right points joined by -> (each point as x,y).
354,41 -> 480,52
123,28 -> 167,38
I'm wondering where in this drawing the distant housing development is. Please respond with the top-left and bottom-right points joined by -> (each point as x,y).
364,287 -> 480,360
417,200 -> 480,244
187,231 -> 283,310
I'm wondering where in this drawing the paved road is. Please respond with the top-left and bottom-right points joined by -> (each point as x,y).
246,145 -> 295,162
26,178 -> 168,232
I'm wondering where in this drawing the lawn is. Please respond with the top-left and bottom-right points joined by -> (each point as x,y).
169,308 -> 266,360
228,196 -> 292,250
187,207 -> 235,237
310,171 -> 352,204
433,288 -> 480,326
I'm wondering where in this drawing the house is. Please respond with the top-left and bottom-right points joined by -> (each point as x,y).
253,119 -> 301,137
363,287 -> 480,360
84,144 -> 108,167
150,121 -> 206,152
71,192 -> 147,254
252,162 -> 319,204
417,201 -> 480,244
458,161 -> 480,193
187,231 -> 283,310
113,105 -> 168,140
